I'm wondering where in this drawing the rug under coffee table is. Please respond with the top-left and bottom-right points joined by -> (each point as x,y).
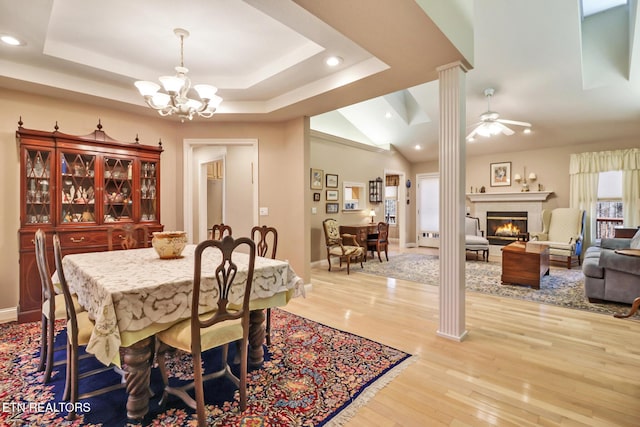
501,241 -> 550,289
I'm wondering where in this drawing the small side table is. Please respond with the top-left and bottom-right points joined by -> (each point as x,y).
614,227 -> 639,238
501,241 -> 550,289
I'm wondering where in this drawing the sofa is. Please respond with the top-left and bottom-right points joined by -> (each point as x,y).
582,231 -> 640,304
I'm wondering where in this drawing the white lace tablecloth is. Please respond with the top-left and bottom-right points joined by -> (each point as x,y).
60,245 -> 304,366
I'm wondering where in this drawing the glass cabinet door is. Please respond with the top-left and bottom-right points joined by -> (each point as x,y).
103,157 -> 133,222
60,152 -> 97,224
24,148 -> 52,225
140,161 -> 158,222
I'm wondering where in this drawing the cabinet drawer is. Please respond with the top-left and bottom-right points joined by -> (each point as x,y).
57,230 -> 108,249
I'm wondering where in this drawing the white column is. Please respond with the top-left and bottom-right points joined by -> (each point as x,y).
437,62 -> 468,341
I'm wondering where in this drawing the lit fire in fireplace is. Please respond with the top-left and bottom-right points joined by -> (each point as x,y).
495,223 -> 521,237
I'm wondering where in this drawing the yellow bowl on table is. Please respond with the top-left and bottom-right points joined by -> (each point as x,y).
151,231 -> 187,259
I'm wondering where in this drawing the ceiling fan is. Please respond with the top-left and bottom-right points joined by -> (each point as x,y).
466,88 -> 531,141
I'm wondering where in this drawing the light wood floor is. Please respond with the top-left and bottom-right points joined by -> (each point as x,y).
284,245 -> 640,427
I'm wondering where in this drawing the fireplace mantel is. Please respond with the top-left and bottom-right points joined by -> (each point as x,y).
466,191 -> 553,203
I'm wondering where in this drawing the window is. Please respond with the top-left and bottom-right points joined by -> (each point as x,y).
595,170 -> 623,239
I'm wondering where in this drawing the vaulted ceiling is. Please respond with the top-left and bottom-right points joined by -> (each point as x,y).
1,0 -> 639,163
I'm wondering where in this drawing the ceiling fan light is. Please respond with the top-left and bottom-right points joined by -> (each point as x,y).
135,80 -> 160,96
488,122 -> 502,135
475,124 -> 492,137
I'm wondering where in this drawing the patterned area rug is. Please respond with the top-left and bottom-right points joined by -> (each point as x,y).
361,253 -> 632,316
0,309 -> 412,426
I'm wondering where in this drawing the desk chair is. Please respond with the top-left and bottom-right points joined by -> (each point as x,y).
366,222 -> 389,262
251,225 -> 278,346
156,236 -> 256,426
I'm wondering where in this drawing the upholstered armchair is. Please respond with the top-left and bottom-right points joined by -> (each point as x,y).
465,216 -> 489,261
530,208 -> 586,268
322,218 -> 364,274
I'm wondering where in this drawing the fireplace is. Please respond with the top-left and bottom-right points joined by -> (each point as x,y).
486,211 -> 528,245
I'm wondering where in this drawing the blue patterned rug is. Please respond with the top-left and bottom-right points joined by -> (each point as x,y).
0,310 -> 413,426
360,253 -> 632,316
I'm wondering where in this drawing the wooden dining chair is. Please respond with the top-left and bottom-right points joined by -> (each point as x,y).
251,225 -> 278,345
107,224 -> 150,250
366,222 -> 389,262
209,223 -> 232,240
34,229 -> 83,383
52,234 -> 126,420
156,236 -> 256,426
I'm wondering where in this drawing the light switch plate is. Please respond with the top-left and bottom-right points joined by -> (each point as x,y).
259,207 -> 268,216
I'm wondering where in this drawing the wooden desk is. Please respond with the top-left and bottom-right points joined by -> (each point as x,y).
501,241 -> 550,289
60,245 -> 303,419
340,224 -> 378,258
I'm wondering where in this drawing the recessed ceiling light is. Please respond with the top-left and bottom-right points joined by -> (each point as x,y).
1,35 -> 24,46
523,128 -> 531,134
385,112 -> 392,119
325,56 -> 343,67
414,144 -> 421,150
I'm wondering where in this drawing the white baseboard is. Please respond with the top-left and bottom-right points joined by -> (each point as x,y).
311,259 -> 328,268
0,307 -> 17,324
405,242 -> 417,248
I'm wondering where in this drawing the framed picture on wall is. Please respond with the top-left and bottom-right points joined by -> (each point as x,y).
326,173 -> 338,188
490,162 -> 511,187
326,203 -> 339,214
311,168 -> 323,190
313,192 -> 321,201
326,190 -> 339,201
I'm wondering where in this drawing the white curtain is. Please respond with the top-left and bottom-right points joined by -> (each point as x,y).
569,148 -> 640,247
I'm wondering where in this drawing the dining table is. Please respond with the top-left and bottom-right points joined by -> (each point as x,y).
57,244 -> 304,420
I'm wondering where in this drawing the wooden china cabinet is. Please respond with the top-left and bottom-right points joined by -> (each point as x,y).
17,120 -> 164,323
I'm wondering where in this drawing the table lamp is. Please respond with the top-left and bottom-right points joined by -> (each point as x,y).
369,209 -> 376,224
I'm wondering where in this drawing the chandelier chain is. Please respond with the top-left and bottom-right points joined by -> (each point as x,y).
179,33 -> 185,68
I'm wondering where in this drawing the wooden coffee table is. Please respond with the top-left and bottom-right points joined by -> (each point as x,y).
501,241 -> 550,289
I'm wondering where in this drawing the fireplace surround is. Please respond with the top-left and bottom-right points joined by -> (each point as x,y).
486,211 -> 528,245
466,191 -> 553,257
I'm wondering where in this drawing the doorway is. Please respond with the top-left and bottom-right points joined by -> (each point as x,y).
183,139 -> 258,243
383,169 -> 406,248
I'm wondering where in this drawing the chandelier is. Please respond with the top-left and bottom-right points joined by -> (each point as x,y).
134,28 -> 222,122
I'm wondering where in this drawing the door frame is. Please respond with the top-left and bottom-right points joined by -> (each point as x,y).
383,168 -> 406,248
183,138 -> 258,243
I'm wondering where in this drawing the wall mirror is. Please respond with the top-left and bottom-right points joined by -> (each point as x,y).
343,181 -> 365,211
